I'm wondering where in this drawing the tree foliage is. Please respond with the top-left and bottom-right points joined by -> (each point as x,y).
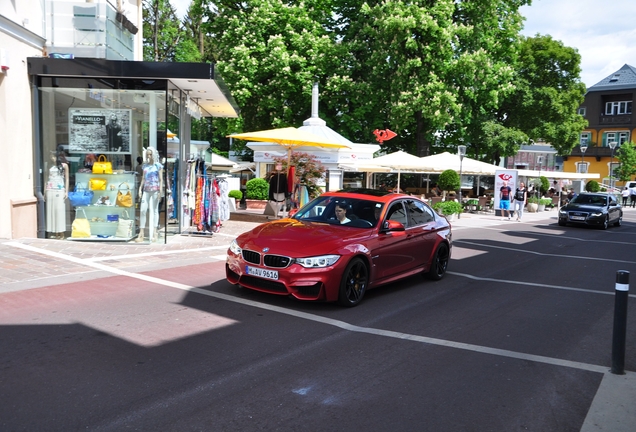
616,141 -> 636,182
143,0 -> 183,61
142,1 -> 587,166
497,35 -> 588,157
272,152 -> 326,199
438,169 -> 460,192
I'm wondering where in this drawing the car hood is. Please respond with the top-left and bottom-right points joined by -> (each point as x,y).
236,219 -> 373,257
562,202 -> 607,212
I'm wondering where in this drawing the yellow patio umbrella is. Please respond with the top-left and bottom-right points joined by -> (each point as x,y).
229,127 -> 349,214
229,127 -> 348,164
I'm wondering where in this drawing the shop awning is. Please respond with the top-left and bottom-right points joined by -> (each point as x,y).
27,57 -> 240,118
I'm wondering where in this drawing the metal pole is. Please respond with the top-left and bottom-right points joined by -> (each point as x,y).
611,270 -> 629,375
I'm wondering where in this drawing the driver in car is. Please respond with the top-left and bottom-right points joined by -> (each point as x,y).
334,203 -> 351,224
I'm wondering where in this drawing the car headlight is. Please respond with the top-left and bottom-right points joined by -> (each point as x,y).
559,209 -> 567,214
295,255 -> 341,268
590,212 -> 602,217
229,239 -> 242,255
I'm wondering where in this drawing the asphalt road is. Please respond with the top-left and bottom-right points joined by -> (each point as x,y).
1,214 -> 636,431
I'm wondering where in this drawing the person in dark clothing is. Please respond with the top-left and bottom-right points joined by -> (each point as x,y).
268,171 -> 288,216
106,114 -> 122,152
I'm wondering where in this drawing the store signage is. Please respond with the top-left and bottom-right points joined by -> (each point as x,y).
68,108 -> 131,154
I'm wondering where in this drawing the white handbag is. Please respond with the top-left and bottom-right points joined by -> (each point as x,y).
115,210 -> 134,238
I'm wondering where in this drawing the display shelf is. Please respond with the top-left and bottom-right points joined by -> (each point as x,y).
68,172 -> 137,241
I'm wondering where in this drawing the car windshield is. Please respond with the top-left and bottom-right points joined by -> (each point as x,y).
293,195 -> 384,228
572,195 -> 607,206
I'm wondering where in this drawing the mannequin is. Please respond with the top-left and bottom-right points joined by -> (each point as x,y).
268,164 -> 288,217
45,149 -> 69,239
136,147 -> 163,242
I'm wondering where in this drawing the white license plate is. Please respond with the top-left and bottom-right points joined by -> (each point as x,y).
246,266 -> 279,280
570,216 -> 585,221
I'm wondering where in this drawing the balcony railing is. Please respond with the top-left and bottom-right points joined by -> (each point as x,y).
599,115 -> 632,125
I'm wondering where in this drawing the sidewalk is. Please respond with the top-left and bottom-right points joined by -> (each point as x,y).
0,208 -> 558,291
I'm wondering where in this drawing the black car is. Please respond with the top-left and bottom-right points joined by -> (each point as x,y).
558,192 -> 622,229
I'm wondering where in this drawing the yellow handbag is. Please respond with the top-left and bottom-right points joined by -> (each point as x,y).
89,178 -> 108,190
71,208 -> 91,238
92,155 -> 113,174
116,182 -> 133,207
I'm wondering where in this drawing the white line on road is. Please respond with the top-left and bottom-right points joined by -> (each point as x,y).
448,271 -> 636,299
456,240 -> 636,264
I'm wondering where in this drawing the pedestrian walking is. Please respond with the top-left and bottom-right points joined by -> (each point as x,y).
500,180 -> 512,220
621,187 -> 630,206
630,186 -> 636,208
512,182 -> 527,222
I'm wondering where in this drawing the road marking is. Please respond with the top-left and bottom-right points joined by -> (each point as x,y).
4,241 -> 612,374
87,245 -> 230,262
466,226 -> 636,244
448,271 -> 636,299
456,240 -> 636,264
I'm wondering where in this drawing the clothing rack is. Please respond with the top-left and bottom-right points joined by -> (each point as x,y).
180,158 -> 230,237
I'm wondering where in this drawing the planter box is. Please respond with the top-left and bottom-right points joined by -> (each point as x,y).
526,203 -> 538,213
246,199 -> 268,210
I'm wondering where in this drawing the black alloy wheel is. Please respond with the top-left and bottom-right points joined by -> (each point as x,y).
558,218 -> 567,227
338,258 -> 368,307
427,243 -> 449,281
614,215 -> 622,227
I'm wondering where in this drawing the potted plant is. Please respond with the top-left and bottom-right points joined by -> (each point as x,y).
433,200 -> 463,221
245,178 -> 269,209
539,198 -> 552,211
228,189 -> 243,210
437,169 -> 460,201
526,196 -> 539,212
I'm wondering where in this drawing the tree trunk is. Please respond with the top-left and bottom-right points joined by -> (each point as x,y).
415,110 -> 431,156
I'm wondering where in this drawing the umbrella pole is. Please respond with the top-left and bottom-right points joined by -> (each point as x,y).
283,148 -> 292,218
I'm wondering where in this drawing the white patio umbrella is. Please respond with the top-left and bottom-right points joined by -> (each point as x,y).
359,150 -> 430,191
418,152 -> 500,175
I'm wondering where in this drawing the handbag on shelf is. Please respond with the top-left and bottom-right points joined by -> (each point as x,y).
92,155 -> 113,174
115,210 -> 134,238
89,178 -> 108,190
68,183 -> 94,207
116,182 -> 133,207
71,208 -> 91,238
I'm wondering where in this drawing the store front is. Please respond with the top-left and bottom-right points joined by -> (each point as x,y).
28,57 -> 239,242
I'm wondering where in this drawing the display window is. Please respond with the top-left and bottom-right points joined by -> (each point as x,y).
37,78 -> 173,242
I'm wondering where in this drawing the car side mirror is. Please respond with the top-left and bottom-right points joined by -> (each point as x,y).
381,220 -> 405,232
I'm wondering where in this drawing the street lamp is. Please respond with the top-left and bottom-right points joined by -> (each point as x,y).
609,141 -> 617,191
580,142 -> 588,173
458,145 -> 466,219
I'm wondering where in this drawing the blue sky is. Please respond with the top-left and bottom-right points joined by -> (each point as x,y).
520,0 -> 636,88
173,0 -> 636,89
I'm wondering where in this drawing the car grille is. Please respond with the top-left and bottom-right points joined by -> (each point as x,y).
242,249 -> 261,265
241,276 -> 288,293
263,255 -> 291,268
241,250 -> 292,268
568,211 -> 589,219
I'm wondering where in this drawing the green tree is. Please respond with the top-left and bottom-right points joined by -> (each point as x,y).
143,0 -> 184,62
496,35 -> 587,157
208,0 -> 338,133
585,180 -> 600,192
437,169 -> 460,192
616,141 -> 636,182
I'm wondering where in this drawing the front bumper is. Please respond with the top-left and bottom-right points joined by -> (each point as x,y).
226,253 -> 346,302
